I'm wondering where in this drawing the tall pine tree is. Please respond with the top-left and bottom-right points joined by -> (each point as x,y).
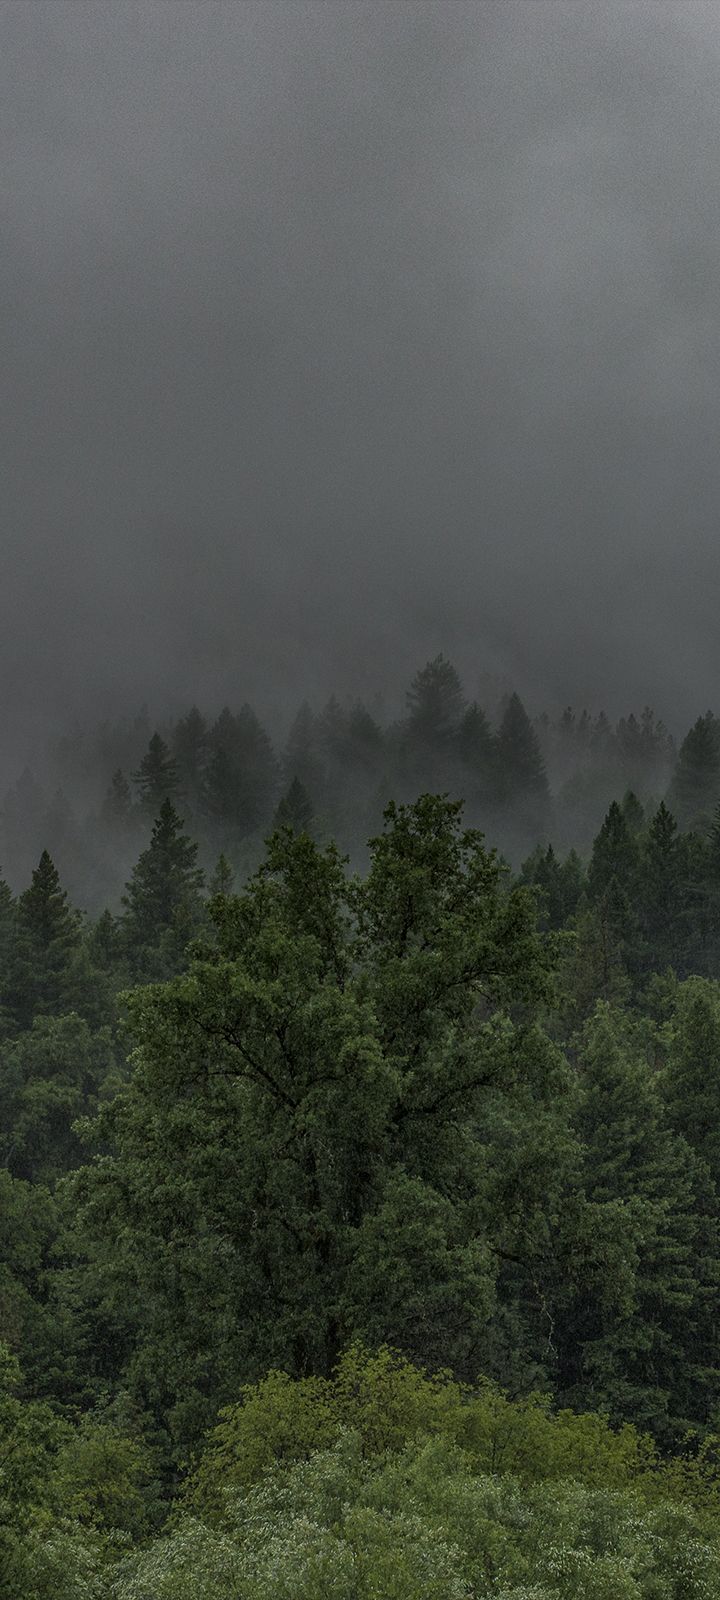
121,801 -> 205,980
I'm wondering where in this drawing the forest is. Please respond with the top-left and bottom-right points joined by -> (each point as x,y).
5,656 -> 720,1596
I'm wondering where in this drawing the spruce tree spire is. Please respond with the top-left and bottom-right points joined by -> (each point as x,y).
133,733 -> 180,818
122,800 -> 204,979
10,851 -> 81,1026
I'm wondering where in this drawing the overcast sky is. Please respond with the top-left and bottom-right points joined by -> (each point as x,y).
3,0 -> 720,750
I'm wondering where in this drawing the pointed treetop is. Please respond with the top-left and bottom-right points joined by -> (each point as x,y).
273,777 -> 315,836
133,732 -> 180,816
209,853 -> 235,899
405,655 -> 465,748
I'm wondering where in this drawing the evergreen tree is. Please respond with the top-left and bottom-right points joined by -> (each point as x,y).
404,655 -> 465,754
203,706 -> 278,839
319,699 -> 386,840
555,1004 -> 718,1440
281,703 -> 324,799
661,977 -> 720,1176
621,789 -> 645,834
9,853 -> 82,1029
587,800 -> 639,902
457,702 -> 498,811
121,801 -> 205,980
696,804 -> 720,972
520,843 -> 585,930
636,802 -> 686,974
273,777 -> 314,835
668,712 -> 720,829
1,769 -> 46,890
0,1014 -> 114,1186
0,875 -> 16,1037
560,883 -> 634,1027
495,693 -> 550,841
208,853 -> 235,899
132,733 -> 180,818
171,707 -> 208,817
101,770 -> 133,831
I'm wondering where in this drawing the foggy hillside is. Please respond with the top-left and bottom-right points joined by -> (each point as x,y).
8,8 -> 720,1598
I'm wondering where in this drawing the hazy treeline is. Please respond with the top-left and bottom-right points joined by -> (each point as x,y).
0,654 -> 695,909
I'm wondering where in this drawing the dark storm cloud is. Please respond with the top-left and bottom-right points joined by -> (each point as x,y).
3,0 -> 720,760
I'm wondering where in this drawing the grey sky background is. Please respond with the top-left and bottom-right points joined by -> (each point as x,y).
3,0 -> 720,755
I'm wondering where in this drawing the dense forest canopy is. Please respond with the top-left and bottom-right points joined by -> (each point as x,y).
5,692 -> 720,1592
9,0 -> 720,1588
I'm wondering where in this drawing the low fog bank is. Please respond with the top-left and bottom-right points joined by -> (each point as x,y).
5,651 -> 718,914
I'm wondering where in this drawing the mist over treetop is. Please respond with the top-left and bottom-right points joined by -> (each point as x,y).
3,1 -> 720,748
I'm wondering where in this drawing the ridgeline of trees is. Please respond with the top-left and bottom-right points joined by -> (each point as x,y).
6,665 -> 720,1592
0,654 -> 692,909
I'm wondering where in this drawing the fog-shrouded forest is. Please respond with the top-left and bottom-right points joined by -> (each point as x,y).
0,653 -> 685,908
10,0 -> 720,1593
7,653 -> 720,1594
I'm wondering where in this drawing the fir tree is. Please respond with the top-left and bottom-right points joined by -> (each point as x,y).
132,733 -> 180,818
661,977 -> 720,1175
273,777 -> 314,835
0,874 -> 16,1037
621,790 -> 645,834
172,707 -> 208,817
208,853 -> 235,899
520,843 -> 585,930
587,801 -> 639,902
668,712 -> 720,829
495,693 -> 550,843
203,706 -> 278,838
101,770 -> 133,831
121,801 -> 204,980
555,1004 -> 717,1439
282,703 -> 324,798
9,852 -> 82,1028
458,702 -> 498,809
636,802 -> 685,974
405,655 -> 465,753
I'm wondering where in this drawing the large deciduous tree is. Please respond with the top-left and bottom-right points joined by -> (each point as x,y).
70,795 -> 569,1454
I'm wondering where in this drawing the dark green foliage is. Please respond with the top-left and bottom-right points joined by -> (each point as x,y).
9,853 -> 82,1029
457,700 -> 498,812
121,800 -> 205,979
273,776 -> 314,834
621,788 -> 646,833
555,1004 -> 716,1440
404,654 -> 465,754
636,802 -> 686,973
9,692 -> 720,1582
208,852 -> 235,898
495,692 -> 551,845
661,977 -> 720,1175
668,711 -> 720,828
0,1015 -> 116,1185
588,800 -> 639,901
132,732 -> 180,817
520,842 -> 585,929
69,796 -> 568,1452
203,705 -> 278,839
0,873 -> 16,1033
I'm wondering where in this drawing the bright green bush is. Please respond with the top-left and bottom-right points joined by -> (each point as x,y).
115,1432 -> 720,1600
